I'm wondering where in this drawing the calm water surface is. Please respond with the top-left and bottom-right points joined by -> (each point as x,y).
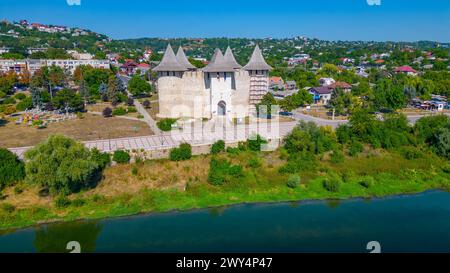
0,191 -> 450,253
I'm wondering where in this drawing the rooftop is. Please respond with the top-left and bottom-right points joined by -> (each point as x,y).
152,44 -> 188,72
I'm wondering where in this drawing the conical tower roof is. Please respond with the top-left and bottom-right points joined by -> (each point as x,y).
176,46 -> 196,70
243,45 -> 272,71
223,46 -> 241,69
152,44 -> 187,72
203,48 -> 235,72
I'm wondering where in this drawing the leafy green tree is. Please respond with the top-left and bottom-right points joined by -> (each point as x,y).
435,128 -> 450,159
257,93 -> 277,118
128,75 -> 152,97
24,135 -> 101,195
0,148 -> 25,189
52,89 -> 84,112
280,89 -> 313,111
373,79 -> 406,110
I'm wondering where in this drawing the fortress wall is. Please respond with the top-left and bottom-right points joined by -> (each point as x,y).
158,71 -> 207,118
232,69 -> 251,118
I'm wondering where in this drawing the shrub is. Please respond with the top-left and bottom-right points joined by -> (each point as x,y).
142,100 -> 151,108
127,106 -> 137,113
0,148 -> 25,189
112,107 -> 127,116
131,166 -> 138,176
102,107 -> 112,117
14,185 -> 23,194
3,105 -> 16,115
348,141 -> 363,156
2,97 -> 16,105
442,164 -> 450,174
91,148 -> 111,169
170,143 -> 192,161
1,203 -> 15,213
286,174 -> 301,188
330,149 -> 344,163
247,135 -> 267,151
323,173 -> 341,192
248,157 -> 262,168
359,176 -> 375,188
157,118 -> 177,131
113,150 -> 130,164
400,146 -> 423,160
24,135 -> 101,195
16,97 -> 33,111
14,93 -> 26,100
208,158 -> 244,185
54,195 -> 71,208
341,170 -> 355,183
226,147 -> 240,154
279,151 -> 317,174
32,120 -> 44,126
127,97 -> 134,106
72,198 -> 85,207
211,140 -> 225,154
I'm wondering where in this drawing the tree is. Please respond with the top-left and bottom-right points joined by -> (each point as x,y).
280,89 -> 313,111
79,78 -> 90,106
0,71 -> 18,95
128,75 -> 152,97
435,128 -> 450,159
373,79 -> 406,110
107,75 -> 121,104
257,93 -> 277,118
31,86 -> 43,109
24,135 -> 101,195
0,148 -> 25,189
52,89 -> 84,112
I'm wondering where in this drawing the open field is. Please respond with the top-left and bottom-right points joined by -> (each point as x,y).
1,147 -> 449,230
0,113 -> 153,148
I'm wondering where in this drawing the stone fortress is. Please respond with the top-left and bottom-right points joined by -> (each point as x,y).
153,44 -> 272,122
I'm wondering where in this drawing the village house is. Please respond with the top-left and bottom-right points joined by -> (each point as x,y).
308,86 -> 332,105
394,65 -> 418,76
269,76 -> 285,90
327,81 -> 352,93
319,77 -> 335,86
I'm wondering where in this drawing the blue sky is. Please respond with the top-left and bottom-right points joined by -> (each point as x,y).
1,0 -> 449,42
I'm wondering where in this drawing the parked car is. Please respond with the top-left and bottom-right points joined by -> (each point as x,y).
279,111 -> 293,116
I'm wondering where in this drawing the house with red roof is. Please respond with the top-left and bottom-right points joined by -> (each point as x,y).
136,63 -> 151,75
328,81 -> 352,93
120,60 -> 138,75
393,65 -> 418,76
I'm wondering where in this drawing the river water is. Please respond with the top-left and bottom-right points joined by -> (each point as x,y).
0,190 -> 449,253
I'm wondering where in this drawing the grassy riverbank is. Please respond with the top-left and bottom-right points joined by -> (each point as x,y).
1,147 -> 449,231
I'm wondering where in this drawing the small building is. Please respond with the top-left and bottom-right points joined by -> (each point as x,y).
269,76 -> 284,90
328,81 -> 352,93
319,77 -> 335,86
120,61 -> 138,75
136,63 -> 151,75
394,65 -> 418,76
285,80 -> 297,91
309,86 -> 332,105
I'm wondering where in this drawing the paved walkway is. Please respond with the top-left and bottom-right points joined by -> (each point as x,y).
9,121 -> 297,158
118,75 -> 161,134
